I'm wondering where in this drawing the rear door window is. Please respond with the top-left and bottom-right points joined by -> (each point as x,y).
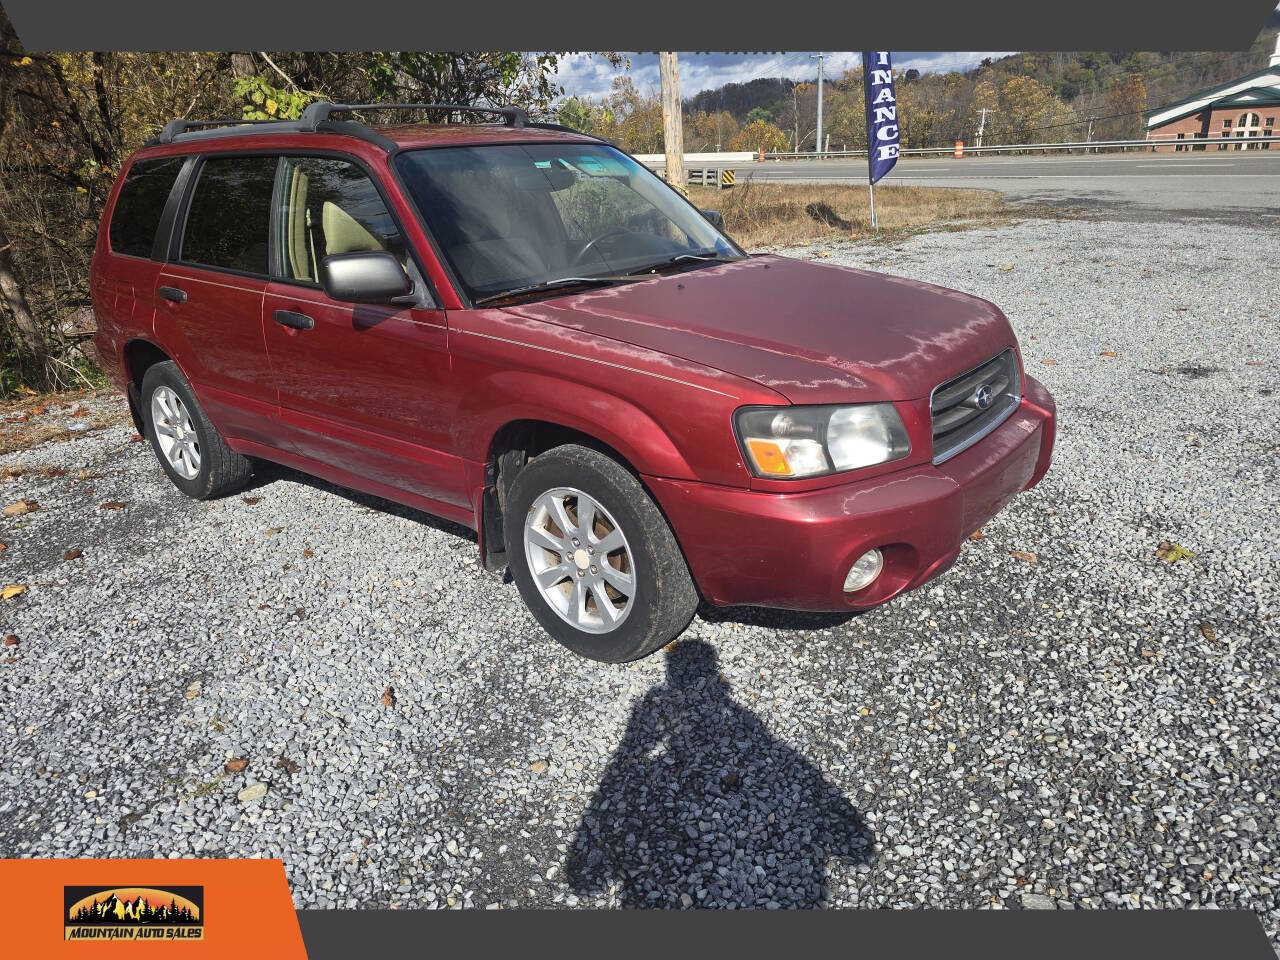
181,155 -> 278,275
108,157 -> 185,259
276,156 -> 406,283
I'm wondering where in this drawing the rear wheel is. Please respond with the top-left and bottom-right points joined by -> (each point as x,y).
141,361 -> 252,500
505,444 -> 699,662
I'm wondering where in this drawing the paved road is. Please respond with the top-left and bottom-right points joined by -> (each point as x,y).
660,151 -> 1280,215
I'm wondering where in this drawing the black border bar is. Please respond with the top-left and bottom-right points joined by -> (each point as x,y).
297,909 -> 1276,959
3,0 -> 1277,52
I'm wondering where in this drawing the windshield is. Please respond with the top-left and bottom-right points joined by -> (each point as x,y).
394,143 -> 742,302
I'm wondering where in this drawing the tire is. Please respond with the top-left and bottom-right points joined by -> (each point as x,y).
504,443 -> 699,663
140,361 -> 252,500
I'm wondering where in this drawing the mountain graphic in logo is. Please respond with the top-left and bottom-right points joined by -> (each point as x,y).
64,885 -> 204,941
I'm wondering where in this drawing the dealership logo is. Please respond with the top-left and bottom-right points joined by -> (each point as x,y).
973,385 -> 994,410
63,885 -> 204,941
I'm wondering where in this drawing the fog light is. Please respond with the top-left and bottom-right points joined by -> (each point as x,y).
843,549 -> 884,593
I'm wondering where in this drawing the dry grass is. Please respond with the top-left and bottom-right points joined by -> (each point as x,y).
0,388 -> 128,455
688,181 -> 1020,250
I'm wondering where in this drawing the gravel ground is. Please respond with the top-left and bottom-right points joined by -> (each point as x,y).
1,217 -> 1277,934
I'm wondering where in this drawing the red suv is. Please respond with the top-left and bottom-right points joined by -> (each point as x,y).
91,102 -> 1056,663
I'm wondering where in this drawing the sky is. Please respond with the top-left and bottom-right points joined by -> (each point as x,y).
553,52 -> 1017,101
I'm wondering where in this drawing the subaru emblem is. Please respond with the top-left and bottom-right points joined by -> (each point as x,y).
974,385 -> 993,410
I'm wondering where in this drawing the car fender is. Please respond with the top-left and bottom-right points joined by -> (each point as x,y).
455,369 -> 701,482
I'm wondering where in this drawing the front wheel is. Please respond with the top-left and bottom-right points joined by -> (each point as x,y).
504,444 -> 699,663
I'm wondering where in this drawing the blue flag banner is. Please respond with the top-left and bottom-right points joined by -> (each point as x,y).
862,51 -> 900,185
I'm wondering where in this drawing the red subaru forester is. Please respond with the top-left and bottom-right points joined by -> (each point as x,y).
91,102 -> 1056,663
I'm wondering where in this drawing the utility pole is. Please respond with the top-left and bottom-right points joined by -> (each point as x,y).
975,107 -> 992,148
792,84 -> 799,151
810,52 -> 824,157
658,53 -> 685,189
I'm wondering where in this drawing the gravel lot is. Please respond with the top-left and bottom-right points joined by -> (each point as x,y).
1,217 -> 1277,934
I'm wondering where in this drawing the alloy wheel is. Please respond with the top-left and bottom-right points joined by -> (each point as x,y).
523,486 -> 637,634
150,385 -> 201,480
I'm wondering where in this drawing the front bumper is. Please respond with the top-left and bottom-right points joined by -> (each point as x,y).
647,375 -> 1056,612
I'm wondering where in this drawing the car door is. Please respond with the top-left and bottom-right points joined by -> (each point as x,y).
261,154 -> 464,510
154,153 -> 280,447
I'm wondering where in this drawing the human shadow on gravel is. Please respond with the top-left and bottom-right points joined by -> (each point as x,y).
566,640 -> 874,907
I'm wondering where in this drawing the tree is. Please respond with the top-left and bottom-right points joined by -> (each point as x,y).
774,82 -> 819,151
1102,72 -> 1147,140
728,120 -> 789,154
992,75 -> 1073,144
556,96 -> 603,135
0,13 -> 620,394
1,8 -> 232,389
964,69 -> 1000,143
821,69 -> 866,152
602,77 -> 663,153
363,52 -> 565,114
684,110 -> 739,152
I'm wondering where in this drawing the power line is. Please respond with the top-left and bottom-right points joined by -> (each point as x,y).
1017,107 -> 1145,135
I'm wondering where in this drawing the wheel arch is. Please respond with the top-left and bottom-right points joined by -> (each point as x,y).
475,413 -> 695,581
459,370 -> 699,479
121,338 -> 175,434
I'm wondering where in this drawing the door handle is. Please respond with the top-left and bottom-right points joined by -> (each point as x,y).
158,286 -> 187,304
273,309 -> 314,331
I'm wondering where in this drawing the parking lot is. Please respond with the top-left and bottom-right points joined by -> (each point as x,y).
1,213 -> 1276,934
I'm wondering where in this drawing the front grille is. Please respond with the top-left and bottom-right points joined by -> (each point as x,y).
930,348 -> 1021,464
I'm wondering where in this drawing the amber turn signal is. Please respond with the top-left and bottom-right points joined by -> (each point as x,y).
746,439 -> 793,476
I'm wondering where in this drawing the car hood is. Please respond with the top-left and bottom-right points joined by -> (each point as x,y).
504,254 -> 1019,404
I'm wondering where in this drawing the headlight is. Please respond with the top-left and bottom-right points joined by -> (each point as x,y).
735,403 -> 910,478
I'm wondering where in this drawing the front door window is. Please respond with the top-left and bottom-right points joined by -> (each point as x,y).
275,156 -> 409,283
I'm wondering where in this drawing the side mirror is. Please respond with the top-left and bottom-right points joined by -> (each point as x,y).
321,251 -> 412,304
701,209 -> 724,229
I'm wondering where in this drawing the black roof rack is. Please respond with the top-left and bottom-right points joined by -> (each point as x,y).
148,101 -> 581,152
299,102 -> 529,129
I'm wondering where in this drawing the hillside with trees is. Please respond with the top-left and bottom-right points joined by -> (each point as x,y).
558,28 -> 1279,158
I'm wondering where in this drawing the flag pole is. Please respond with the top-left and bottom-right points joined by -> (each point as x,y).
862,49 -> 898,236
864,52 -> 877,233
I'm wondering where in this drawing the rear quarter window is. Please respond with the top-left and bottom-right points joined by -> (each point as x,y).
108,156 -> 185,259
181,155 -> 278,275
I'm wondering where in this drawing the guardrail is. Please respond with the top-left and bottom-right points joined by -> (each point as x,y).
758,136 -> 1274,160
633,151 -> 755,164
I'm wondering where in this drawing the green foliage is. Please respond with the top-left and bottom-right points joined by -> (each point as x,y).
362,52 -> 565,113
232,75 -> 318,120
556,97 -> 601,135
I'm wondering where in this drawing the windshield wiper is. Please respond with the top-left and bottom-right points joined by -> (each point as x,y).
472,275 -> 631,306
627,252 -> 739,276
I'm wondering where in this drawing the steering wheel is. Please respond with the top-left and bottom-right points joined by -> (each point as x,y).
570,227 -> 636,267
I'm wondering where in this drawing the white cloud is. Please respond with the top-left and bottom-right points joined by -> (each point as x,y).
551,51 -> 1017,100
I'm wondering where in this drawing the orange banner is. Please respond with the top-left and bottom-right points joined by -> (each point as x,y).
0,859 -> 305,957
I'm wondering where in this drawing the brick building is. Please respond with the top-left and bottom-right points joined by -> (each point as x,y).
1145,36 -> 1280,152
